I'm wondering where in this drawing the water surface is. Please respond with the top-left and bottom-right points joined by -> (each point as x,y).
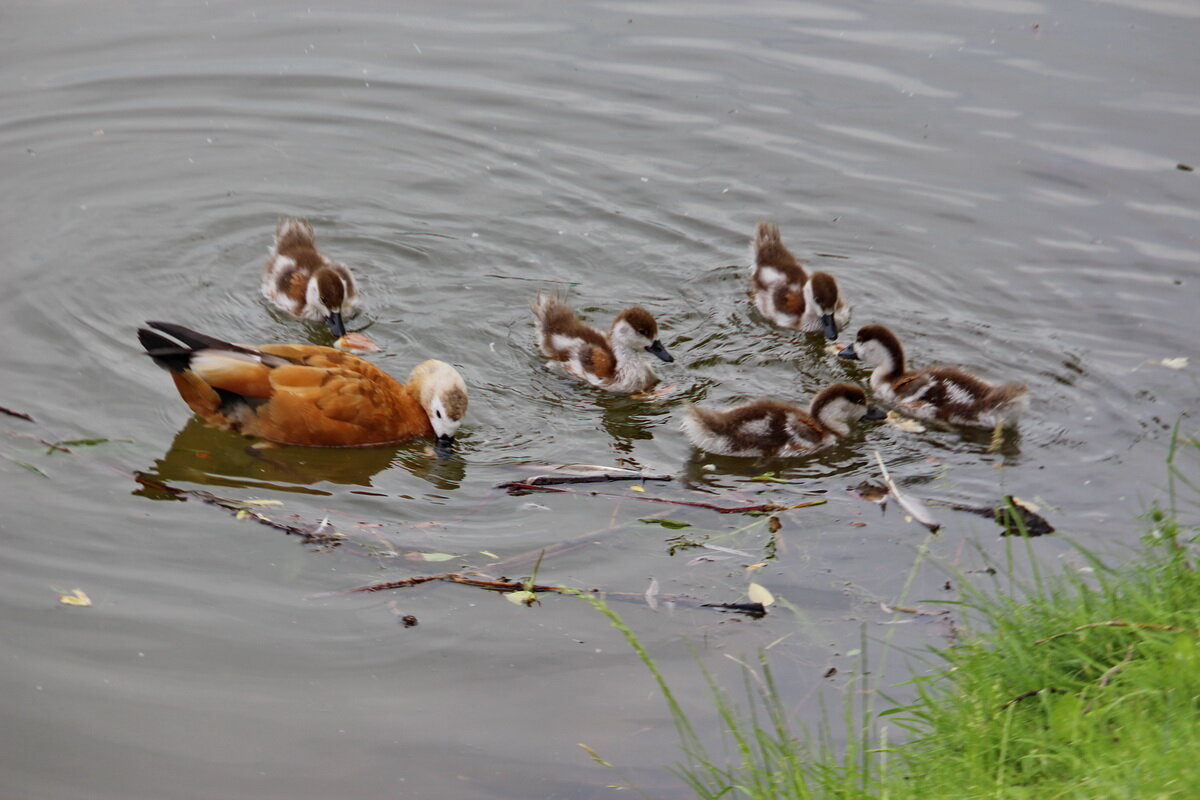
2,1 -> 1197,797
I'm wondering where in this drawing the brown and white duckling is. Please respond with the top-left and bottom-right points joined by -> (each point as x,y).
838,324 -> 1029,428
681,383 -> 884,458
750,221 -> 849,339
532,292 -> 674,393
261,217 -> 359,337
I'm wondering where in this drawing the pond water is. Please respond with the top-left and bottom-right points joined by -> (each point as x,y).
2,1 -> 1197,797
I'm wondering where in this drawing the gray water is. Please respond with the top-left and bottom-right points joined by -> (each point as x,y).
2,1 -> 1197,798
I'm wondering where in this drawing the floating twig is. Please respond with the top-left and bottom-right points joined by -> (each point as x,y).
324,571 -> 766,616
0,406 -> 35,422
499,481 -> 809,515
881,603 -> 949,617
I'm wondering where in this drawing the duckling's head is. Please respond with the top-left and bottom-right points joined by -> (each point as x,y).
838,324 -> 904,371
804,272 -> 842,339
408,360 -> 469,445
307,268 -> 351,337
613,307 -> 674,363
808,382 -> 884,436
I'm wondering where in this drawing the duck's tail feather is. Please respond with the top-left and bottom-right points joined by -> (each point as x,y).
274,217 -> 316,251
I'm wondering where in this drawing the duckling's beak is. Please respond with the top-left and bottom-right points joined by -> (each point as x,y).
326,311 -> 347,338
821,313 -> 838,340
646,340 -> 674,363
837,343 -> 859,360
863,406 -> 887,421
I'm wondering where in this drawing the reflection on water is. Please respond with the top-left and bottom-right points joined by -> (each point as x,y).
133,416 -> 466,497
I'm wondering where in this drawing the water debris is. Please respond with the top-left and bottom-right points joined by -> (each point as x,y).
502,463 -> 674,487
747,582 -> 775,607
941,495 -> 1055,537
1178,163 -> 1194,172
639,517 -> 691,529
703,543 -> 754,558
409,552 -> 461,562
644,578 -> 660,610
749,472 -> 790,483
1160,357 -> 1188,370
505,590 -> 539,607
701,601 -> 767,617
885,411 -> 926,433
0,406 -> 35,422
853,481 -> 889,504
873,451 -> 941,533
57,588 -> 92,607
882,602 -> 948,617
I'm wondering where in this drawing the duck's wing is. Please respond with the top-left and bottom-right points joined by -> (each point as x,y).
249,346 -> 431,444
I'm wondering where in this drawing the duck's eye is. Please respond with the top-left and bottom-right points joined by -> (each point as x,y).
436,410 -> 443,418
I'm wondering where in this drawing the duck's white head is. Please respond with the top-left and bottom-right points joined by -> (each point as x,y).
408,360 -> 469,445
838,324 -> 905,374
611,307 -> 674,363
808,382 -> 884,436
804,272 -> 843,339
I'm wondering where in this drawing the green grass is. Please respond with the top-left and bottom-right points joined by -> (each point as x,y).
587,431 -> 1200,799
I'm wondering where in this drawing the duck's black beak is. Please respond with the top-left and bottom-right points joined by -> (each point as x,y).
821,313 -> 838,340
838,343 -> 859,360
326,311 -> 347,338
863,406 -> 887,421
434,434 -> 456,457
646,340 -> 674,363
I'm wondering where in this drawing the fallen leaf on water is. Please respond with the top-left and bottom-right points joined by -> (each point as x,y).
335,332 -> 381,351
505,590 -> 538,607
747,582 -> 775,607
629,485 -> 645,492
767,516 -> 782,533
58,588 -> 92,607
235,509 -> 251,520
745,562 -> 767,571
241,498 -> 283,507
1160,357 -> 1188,370
886,411 -> 926,433
640,517 -> 690,529
750,472 -> 788,483
416,552 -> 460,562
480,550 -> 499,559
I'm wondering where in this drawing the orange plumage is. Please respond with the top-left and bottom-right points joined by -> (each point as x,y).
139,322 -> 467,447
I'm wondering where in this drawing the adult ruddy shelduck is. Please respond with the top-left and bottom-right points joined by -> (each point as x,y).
138,322 -> 467,447
681,383 -> 883,458
532,292 -> 674,393
750,221 -> 849,339
838,324 -> 1028,428
262,217 -> 359,337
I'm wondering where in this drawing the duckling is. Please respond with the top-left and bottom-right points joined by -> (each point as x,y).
262,217 -> 359,337
838,324 -> 1028,428
750,221 -> 849,339
138,322 -> 467,447
531,292 -> 674,393
681,383 -> 884,458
